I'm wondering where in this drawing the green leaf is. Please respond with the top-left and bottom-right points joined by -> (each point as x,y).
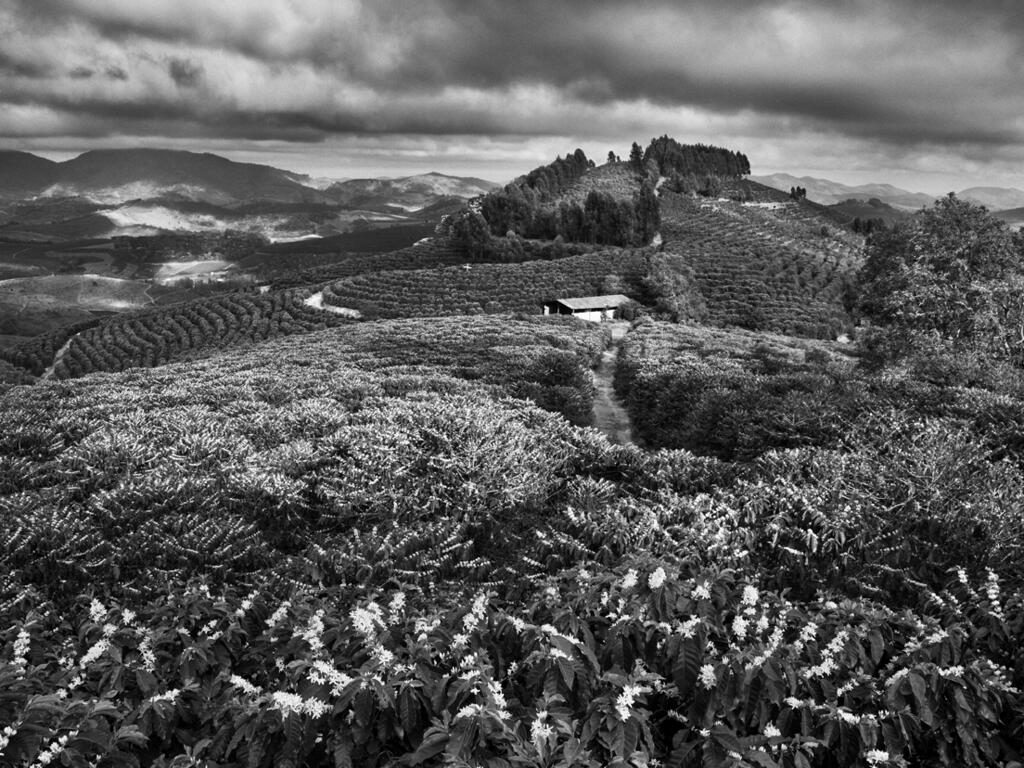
406,727 -> 449,766
332,734 -> 354,768
135,669 -> 157,697
711,725 -> 743,754
666,739 -> 700,768
446,720 -> 477,760
745,749 -> 779,767
672,637 -> 700,693
399,686 -> 420,736
908,671 -> 933,726
558,658 -> 575,690
867,630 -> 884,665
113,725 -> 148,749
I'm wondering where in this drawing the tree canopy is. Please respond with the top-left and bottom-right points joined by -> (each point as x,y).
857,193 -> 1024,368
643,136 -> 750,178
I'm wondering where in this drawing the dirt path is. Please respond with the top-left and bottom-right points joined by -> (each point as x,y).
591,322 -> 634,445
303,290 -> 362,318
41,334 -> 77,380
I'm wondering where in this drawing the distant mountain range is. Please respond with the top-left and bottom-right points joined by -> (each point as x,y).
0,149 -> 497,211
751,173 -> 1024,212
0,149 -> 324,205
0,149 -> 499,239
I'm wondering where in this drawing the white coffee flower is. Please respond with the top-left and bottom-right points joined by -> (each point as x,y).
621,569 -> 638,590
699,664 -> 716,689
648,567 -> 667,590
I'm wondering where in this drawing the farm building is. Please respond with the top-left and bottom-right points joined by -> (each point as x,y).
543,294 -> 632,322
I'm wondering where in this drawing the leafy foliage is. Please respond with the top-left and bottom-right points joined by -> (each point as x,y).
857,194 -> 1024,368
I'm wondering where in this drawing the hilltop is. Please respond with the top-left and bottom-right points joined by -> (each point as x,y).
323,172 -> 498,212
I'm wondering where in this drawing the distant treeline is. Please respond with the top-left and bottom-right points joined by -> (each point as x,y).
472,137 -> 748,249
112,230 -> 269,261
643,136 -> 751,178
476,149 -> 659,247
508,148 -> 593,202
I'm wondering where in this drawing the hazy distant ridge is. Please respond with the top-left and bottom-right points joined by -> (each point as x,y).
752,173 -> 1024,212
751,173 -> 937,209
0,149 -> 496,210
323,172 -> 498,211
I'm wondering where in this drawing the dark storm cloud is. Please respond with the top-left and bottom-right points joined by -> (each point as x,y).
168,58 -> 203,88
0,51 -> 52,78
3,0 -> 1024,187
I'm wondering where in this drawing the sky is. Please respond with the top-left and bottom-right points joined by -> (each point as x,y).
2,0 -> 1024,192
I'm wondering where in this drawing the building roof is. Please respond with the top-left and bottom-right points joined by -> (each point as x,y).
554,294 -> 632,311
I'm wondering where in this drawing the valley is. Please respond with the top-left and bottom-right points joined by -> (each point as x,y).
0,151 -> 484,345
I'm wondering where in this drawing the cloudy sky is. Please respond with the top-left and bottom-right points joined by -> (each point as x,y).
2,0 -> 1024,191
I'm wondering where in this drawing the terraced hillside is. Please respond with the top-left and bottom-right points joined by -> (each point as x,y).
658,190 -> 860,338
321,248 -> 651,318
242,236 -> 597,289
0,288 -> 350,379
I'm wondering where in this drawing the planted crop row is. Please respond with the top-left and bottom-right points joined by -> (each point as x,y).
245,236 -> 598,290
659,192 -> 860,337
0,318 -> 101,376
241,239 -> 471,288
321,249 -> 651,318
47,289 -> 350,380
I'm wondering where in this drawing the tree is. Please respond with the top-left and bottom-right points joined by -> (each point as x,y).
698,174 -> 722,198
629,142 -> 644,171
641,253 -> 707,321
443,209 -> 492,259
857,194 -> 1024,366
634,180 -> 660,244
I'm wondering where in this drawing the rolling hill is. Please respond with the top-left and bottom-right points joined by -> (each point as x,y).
0,150 -> 496,210
0,151 -> 59,197
826,196 -> 913,226
958,186 -> 1024,210
754,172 -> 1024,215
323,172 -> 497,211
30,149 -> 325,205
751,173 -> 938,209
